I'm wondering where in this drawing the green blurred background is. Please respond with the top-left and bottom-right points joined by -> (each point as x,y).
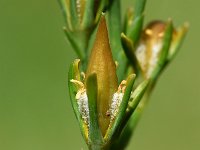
0,0 -> 199,150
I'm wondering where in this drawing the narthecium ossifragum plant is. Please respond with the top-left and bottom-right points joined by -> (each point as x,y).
58,0 -> 188,149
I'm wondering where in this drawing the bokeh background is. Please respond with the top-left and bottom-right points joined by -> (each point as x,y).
0,0 -> 199,150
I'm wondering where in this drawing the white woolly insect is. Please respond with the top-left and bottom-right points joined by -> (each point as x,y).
136,43 -> 147,71
70,79 -> 90,125
76,90 -> 90,125
110,92 -> 124,120
109,80 -> 127,121
147,43 -> 162,78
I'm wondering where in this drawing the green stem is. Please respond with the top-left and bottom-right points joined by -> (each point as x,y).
89,142 -> 111,150
89,144 -> 103,150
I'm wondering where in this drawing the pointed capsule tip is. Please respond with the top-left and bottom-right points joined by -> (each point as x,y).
86,14 -> 118,136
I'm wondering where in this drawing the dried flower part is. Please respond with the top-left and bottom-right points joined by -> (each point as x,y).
86,16 -> 118,136
135,21 -> 167,78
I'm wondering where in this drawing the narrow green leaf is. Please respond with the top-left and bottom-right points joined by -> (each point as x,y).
107,0 -> 127,82
127,15 -> 144,45
134,0 -> 147,18
110,80 -> 149,149
123,8 -> 134,34
107,0 -> 122,58
58,0 -> 70,30
107,0 -> 121,56
64,28 -> 86,60
124,0 -> 146,46
82,0 -> 95,29
68,60 -> 81,120
151,20 -> 173,80
121,33 -> 141,74
86,73 -> 103,146
68,59 -> 88,142
104,74 -> 136,142
70,0 -> 79,30
124,80 -> 149,126
167,23 -> 188,61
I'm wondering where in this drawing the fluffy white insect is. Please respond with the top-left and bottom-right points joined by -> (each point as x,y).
110,92 -> 124,120
147,43 -> 162,78
70,79 -> 90,125
76,90 -> 89,125
136,43 -> 147,71
109,80 -> 127,121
